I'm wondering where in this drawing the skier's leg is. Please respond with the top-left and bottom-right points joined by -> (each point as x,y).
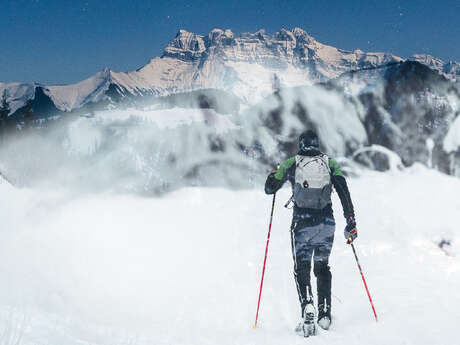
312,218 -> 335,328
291,224 -> 318,337
294,262 -> 312,308
290,226 -> 314,314
313,258 -> 331,316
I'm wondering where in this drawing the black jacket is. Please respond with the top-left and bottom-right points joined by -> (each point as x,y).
265,149 -> 355,228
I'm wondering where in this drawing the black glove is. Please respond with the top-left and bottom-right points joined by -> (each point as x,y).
264,165 -> 281,195
344,216 -> 357,244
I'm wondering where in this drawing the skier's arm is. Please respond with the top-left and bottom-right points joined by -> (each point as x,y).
264,157 -> 295,195
329,159 -> 355,218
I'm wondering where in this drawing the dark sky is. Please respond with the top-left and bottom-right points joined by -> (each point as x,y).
1,0 -> 460,84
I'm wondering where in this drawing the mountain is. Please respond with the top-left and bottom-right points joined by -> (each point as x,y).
5,27 -> 458,118
2,28 -> 460,189
233,60 -> 460,176
331,61 -> 460,174
3,59 -> 459,193
409,54 -> 460,81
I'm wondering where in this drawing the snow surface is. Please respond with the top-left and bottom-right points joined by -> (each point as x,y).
93,107 -> 238,132
444,115 -> 460,153
0,165 -> 458,345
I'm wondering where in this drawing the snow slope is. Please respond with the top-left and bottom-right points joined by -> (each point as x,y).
0,165 -> 458,345
46,69 -> 113,112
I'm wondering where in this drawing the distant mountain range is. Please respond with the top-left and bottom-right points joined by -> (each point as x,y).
1,27 -> 460,118
1,28 -> 460,190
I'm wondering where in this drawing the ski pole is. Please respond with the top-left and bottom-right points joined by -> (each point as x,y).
349,240 -> 378,322
253,193 -> 276,329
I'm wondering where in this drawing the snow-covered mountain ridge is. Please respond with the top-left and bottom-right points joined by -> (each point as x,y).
2,60 -> 460,192
410,54 -> 460,80
1,27 -> 459,116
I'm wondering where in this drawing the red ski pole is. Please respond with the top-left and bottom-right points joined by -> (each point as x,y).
253,193 -> 276,329
349,240 -> 378,322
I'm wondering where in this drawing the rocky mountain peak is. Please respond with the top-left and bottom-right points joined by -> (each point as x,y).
238,28 -> 268,41
163,29 -> 206,60
410,54 -> 444,68
206,28 -> 235,46
274,28 -> 296,42
100,67 -> 113,80
291,27 -> 315,44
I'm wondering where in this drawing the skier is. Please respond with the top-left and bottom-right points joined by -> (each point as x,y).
264,130 -> 357,336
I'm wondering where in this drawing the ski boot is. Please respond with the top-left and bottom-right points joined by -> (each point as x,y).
295,299 -> 316,337
317,303 -> 331,330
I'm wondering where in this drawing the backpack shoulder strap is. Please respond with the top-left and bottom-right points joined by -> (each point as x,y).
319,153 -> 331,173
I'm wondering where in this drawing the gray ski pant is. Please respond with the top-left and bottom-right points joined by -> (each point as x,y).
290,217 -> 335,313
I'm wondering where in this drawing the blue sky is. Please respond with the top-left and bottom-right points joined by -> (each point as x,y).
1,0 -> 459,84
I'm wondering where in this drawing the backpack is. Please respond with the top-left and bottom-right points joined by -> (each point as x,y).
293,154 -> 332,209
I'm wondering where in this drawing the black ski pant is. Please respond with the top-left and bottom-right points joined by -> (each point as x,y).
290,217 -> 335,317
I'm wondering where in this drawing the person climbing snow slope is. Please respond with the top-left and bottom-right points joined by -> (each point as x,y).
264,130 -> 358,337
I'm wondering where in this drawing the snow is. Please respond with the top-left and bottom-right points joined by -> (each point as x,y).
0,82 -> 36,114
93,107 -> 238,133
66,118 -> 103,155
62,106 -> 237,156
0,89 -> 368,191
0,105 -> 258,191
242,84 -> 368,157
0,165 -> 458,345
410,54 -> 460,81
0,174 -> 14,192
224,61 -> 312,103
443,115 -> 460,153
352,145 -> 404,171
46,69 -> 112,112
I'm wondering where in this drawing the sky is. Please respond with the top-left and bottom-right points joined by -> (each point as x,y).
1,0 -> 460,85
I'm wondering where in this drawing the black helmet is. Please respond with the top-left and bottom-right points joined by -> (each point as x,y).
299,130 -> 320,151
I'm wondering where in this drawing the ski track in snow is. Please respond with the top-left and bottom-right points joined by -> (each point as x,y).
0,166 -> 459,345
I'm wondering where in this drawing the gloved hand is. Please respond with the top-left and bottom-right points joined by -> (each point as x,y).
344,216 -> 357,244
265,164 -> 282,195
